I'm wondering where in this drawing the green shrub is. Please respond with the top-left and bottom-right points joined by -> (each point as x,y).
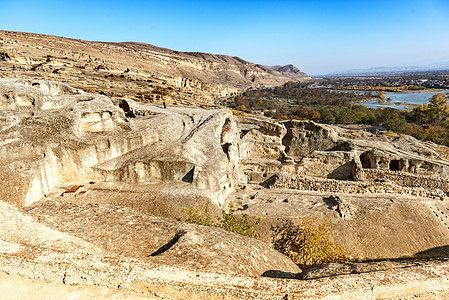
182,203 -> 214,226
182,202 -> 261,239
217,207 -> 261,239
264,110 -> 275,118
271,216 -> 346,269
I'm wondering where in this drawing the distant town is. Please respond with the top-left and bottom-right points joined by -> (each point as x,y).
310,69 -> 449,91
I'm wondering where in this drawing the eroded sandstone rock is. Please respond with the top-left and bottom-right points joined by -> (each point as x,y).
0,78 -> 239,207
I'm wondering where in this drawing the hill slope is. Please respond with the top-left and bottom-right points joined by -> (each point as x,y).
0,31 -> 310,105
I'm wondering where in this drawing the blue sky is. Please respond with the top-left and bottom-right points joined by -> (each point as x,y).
0,0 -> 448,75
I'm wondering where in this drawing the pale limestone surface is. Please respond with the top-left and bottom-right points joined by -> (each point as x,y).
227,117 -> 449,260
230,185 -> 449,260
25,199 -> 300,276
0,272 -> 155,300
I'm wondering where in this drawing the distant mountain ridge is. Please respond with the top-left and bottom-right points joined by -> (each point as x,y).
325,64 -> 449,76
266,64 -> 308,77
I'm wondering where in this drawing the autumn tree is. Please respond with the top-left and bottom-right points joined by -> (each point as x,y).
271,216 -> 346,269
428,93 -> 449,120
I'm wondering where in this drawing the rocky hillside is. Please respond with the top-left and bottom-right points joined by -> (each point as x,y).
266,64 -> 308,77
0,31 -> 310,106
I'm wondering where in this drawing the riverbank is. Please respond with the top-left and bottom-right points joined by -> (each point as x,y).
376,102 -> 418,110
354,89 -> 449,110
391,88 -> 448,94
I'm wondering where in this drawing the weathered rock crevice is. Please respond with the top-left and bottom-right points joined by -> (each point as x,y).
149,230 -> 186,256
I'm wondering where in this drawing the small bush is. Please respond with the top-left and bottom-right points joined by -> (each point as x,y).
271,216 -> 346,269
236,104 -> 248,111
217,207 -> 261,239
231,109 -> 246,116
264,110 -> 275,118
182,202 -> 261,239
182,204 -> 214,226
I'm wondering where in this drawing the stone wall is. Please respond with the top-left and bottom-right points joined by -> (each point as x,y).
363,169 -> 449,195
266,172 -> 447,200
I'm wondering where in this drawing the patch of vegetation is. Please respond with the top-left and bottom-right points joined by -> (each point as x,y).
270,216 -> 346,269
232,81 -> 374,113
182,202 -> 261,239
182,203 -> 214,227
231,109 -> 246,117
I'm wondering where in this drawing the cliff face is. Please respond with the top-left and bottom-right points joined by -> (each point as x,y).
0,31 -> 310,105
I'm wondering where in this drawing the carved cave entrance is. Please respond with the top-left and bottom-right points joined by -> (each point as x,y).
360,152 -> 376,169
182,167 -> 195,183
389,159 -> 402,171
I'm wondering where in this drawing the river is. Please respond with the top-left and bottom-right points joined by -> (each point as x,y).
330,89 -> 449,110
362,90 -> 449,110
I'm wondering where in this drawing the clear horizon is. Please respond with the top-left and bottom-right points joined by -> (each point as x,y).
0,0 -> 448,75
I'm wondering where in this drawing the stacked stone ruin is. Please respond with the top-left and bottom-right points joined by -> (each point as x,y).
363,169 -> 449,195
266,172 -> 447,200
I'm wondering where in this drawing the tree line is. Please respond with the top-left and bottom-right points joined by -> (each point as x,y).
229,82 -> 449,147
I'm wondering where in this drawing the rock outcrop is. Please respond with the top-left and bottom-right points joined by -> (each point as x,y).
265,64 -> 309,80
0,78 -> 239,208
4,198 -> 449,299
227,117 -> 449,261
278,120 -> 449,180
